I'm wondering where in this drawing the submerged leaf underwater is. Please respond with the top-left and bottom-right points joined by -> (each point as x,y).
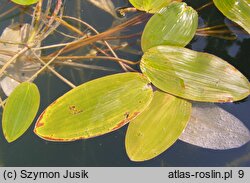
0,0 -> 249,166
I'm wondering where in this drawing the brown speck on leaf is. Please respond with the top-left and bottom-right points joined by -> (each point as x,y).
34,100 -> 58,130
69,105 -> 83,115
218,96 -> 233,103
113,111 -> 141,131
180,81 -> 186,89
37,134 -> 94,142
35,110 -> 46,128
226,97 -> 234,102
218,99 -> 226,103
36,122 -> 44,128
69,105 -> 76,110
124,112 -> 130,118
42,135 -> 66,142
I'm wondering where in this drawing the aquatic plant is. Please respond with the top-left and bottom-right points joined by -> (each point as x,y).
1,0 -> 250,162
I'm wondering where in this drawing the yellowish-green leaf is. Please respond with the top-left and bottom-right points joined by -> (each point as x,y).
213,0 -> 250,34
129,0 -> 176,13
140,45 -> 250,102
125,90 -> 191,162
141,2 -> 198,52
34,73 -> 153,141
2,82 -> 40,143
11,0 -> 39,5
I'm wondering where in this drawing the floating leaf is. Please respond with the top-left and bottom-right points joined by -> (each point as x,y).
2,82 -> 40,143
0,23 -> 41,96
141,2 -> 198,52
140,45 -> 250,102
179,102 -> 250,149
129,0 -> 176,13
34,73 -> 153,141
125,90 -> 191,161
213,0 -> 250,34
86,0 -> 119,18
0,77 -> 19,97
11,0 -> 39,5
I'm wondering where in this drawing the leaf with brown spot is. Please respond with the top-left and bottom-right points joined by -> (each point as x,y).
140,45 -> 250,102
34,73 -> 153,141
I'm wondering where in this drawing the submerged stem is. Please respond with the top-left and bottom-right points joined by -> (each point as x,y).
196,1 -> 214,11
31,50 -> 76,88
44,55 -> 139,65
0,47 -> 29,77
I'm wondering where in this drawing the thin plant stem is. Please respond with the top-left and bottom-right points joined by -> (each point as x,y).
198,24 -> 228,31
0,96 -> 4,109
52,14 -> 147,55
105,32 -> 142,40
0,5 -> 18,18
31,50 -> 76,88
44,55 -> 139,65
55,61 -> 117,72
117,7 -> 137,17
0,47 -> 29,77
196,1 -> 214,11
33,42 -> 72,50
53,28 -> 79,39
0,98 -> 6,109
61,16 -> 129,71
27,47 -> 65,82
195,32 -> 237,40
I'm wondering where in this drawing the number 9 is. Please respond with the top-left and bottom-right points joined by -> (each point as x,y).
238,170 -> 244,178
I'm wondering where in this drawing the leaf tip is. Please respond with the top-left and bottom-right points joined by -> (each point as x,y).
126,151 -> 151,162
3,132 -> 17,143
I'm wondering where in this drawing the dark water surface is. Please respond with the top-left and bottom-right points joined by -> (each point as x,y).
0,0 -> 249,166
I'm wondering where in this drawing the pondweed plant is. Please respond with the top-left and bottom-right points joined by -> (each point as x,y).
0,0 -> 249,161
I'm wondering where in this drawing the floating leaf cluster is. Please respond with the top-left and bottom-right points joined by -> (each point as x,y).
1,0 -> 250,162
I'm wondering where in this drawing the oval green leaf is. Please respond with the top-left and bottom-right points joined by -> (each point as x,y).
213,0 -> 250,34
179,102 -> 250,149
11,0 -> 39,5
34,73 -> 153,141
141,2 -> 198,52
125,90 -> 191,161
2,82 -> 40,143
129,0 -> 176,13
140,45 -> 250,102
